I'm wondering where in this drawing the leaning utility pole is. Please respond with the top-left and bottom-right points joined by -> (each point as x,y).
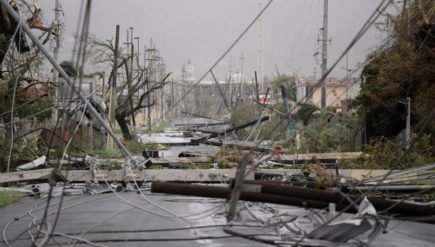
320,0 -> 329,109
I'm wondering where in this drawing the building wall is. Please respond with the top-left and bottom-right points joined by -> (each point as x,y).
306,82 -> 350,109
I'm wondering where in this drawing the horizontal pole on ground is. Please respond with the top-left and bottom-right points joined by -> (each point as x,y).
151,182 -> 435,217
0,168 -> 253,183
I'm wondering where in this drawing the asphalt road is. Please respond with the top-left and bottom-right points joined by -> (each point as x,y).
1,187 -> 435,246
0,192 -> 273,247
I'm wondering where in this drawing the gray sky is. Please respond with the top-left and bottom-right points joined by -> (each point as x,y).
38,0 -> 390,81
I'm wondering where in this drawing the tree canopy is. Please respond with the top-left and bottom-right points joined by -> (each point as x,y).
354,0 -> 435,141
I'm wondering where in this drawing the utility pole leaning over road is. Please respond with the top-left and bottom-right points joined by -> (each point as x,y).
320,0 -> 329,109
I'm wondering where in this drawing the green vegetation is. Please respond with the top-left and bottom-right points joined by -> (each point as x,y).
90,141 -> 166,159
91,148 -> 123,159
341,134 -> 434,169
270,75 -> 297,101
0,191 -> 25,208
59,61 -> 78,78
298,111 -> 348,153
345,0 -> 435,168
144,118 -> 171,134
229,102 -> 287,141
353,0 -> 434,143
0,85 -> 52,123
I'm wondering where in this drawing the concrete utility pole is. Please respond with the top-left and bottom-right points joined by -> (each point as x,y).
171,78 -> 174,117
134,36 -> 140,67
159,58 -> 166,119
145,39 -> 157,130
52,0 -> 60,123
320,0 -> 329,109
129,27 -> 136,126
107,25 -> 120,149
240,52 -> 245,101
257,0 -> 264,94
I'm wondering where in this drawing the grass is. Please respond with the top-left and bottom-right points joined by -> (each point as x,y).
144,118 -> 171,134
89,141 -> 166,158
90,148 -> 123,159
0,191 -> 26,208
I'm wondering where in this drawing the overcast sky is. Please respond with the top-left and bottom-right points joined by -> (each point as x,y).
38,0 -> 393,81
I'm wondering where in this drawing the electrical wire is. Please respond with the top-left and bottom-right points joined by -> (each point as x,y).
2,1 -> 430,246
147,0 -> 274,128
30,1 -> 95,244
101,176 -> 226,220
293,108 -> 435,246
5,193 -> 121,246
65,223 -> 263,236
6,65 -> 19,174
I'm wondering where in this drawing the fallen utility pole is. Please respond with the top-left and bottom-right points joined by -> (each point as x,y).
350,185 -> 435,193
151,181 -> 333,211
258,184 -> 435,216
270,152 -> 362,163
244,179 -> 327,189
187,129 -> 221,134
195,139 -> 271,152
151,182 -> 435,217
0,0 -> 132,158
180,111 -> 221,121
175,122 -> 227,127
195,115 -> 270,141
1,169 -> 253,184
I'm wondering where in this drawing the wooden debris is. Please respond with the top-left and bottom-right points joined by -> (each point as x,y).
0,168 -> 254,183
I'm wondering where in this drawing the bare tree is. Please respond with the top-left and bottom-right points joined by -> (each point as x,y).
89,38 -> 171,140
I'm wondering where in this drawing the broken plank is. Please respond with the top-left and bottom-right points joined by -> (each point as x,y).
195,139 -> 272,152
271,152 -> 362,162
150,157 -> 210,164
187,128 -> 222,134
79,169 -> 254,182
0,168 -> 53,183
49,157 -> 211,166
174,122 -> 227,127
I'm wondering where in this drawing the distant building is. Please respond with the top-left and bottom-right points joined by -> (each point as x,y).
302,79 -> 359,110
181,60 -> 195,83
